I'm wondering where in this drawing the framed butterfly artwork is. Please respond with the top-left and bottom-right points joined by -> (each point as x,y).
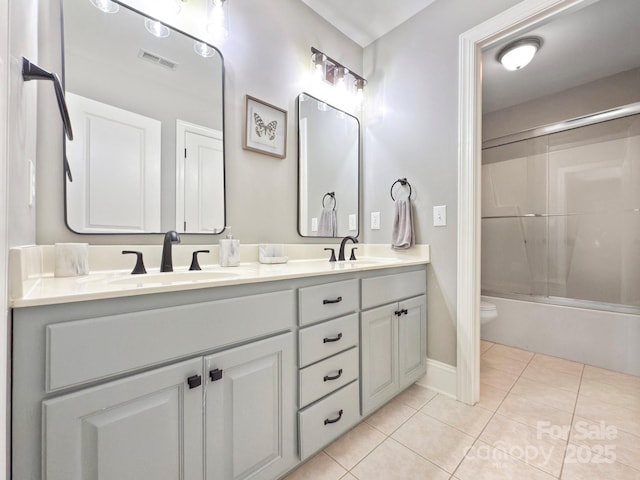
243,95 -> 288,158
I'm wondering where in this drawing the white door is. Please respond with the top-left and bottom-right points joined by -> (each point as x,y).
398,295 -> 427,389
176,120 -> 224,233
361,304 -> 399,415
65,92 -> 161,233
204,333 -> 296,480
42,358 -> 203,480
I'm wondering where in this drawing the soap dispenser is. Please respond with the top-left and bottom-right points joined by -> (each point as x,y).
219,227 -> 240,267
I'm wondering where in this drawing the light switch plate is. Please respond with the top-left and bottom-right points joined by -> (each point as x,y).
433,205 -> 447,226
311,217 -> 318,232
348,214 -> 357,231
371,212 -> 380,230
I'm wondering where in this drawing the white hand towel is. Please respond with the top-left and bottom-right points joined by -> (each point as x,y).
317,207 -> 337,237
391,197 -> 414,249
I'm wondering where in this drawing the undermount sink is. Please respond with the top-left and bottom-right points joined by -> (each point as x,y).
109,270 -> 241,286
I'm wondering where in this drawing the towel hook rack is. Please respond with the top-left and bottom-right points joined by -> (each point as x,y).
390,178 -> 412,200
323,192 -> 337,210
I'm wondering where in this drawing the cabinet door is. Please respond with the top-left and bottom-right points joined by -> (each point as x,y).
361,304 -> 399,415
205,333 -> 296,480
398,295 -> 427,389
42,358 -> 203,480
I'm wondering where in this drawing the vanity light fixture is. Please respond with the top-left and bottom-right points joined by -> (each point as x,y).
497,37 -> 542,71
89,0 -> 119,14
194,40 -> 216,58
145,18 -> 171,38
310,47 -> 367,104
206,0 -> 230,41
355,78 -> 367,105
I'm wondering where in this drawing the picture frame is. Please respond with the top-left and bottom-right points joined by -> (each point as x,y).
243,95 -> 288,158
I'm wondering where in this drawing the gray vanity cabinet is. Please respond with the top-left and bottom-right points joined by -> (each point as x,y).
204,333 -> 295,480
43,358 -> 204,480
360,270 -> 427,416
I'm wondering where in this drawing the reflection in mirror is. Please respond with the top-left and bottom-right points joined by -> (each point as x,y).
63,0 -> 225,234
297,93 -> 359,237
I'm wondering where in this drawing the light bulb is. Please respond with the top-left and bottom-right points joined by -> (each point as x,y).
194,41 -> 216,58
145,18 -> 170,38
354,78 -> 367,107
207,0 -> 229,41
89,0 -> 119,13
311,52 -> 326,82
335,67 -> 349,92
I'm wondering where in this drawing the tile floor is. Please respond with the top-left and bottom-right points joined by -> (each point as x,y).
283,341 -> 640,479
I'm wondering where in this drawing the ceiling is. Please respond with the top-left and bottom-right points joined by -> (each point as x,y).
482,0 -> 640,113
300,0 -> 640,114
299,0 -> 437,47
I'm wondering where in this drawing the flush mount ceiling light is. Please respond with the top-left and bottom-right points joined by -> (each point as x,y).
497,37 -> 542,71
89,0 -> 119,13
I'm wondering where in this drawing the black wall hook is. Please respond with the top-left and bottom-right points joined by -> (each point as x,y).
390,178 -> 412,200
22,57 -> 74,182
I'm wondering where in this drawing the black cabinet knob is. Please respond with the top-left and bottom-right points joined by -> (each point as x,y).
187,375 -> 202,389
209,368 -> 223,382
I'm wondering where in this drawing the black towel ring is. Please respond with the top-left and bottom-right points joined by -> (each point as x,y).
322,192 -> 337,210
390,178 -> 412,200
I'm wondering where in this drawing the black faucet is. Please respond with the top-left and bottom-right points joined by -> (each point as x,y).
160,230 -> 181,272
338,235 -> 358,261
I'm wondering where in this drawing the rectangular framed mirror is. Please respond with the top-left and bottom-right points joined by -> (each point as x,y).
62,0 -> 225,234
297,93 -> 360,237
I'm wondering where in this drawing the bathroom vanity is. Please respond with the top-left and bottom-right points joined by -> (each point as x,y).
10,246 -> 428,480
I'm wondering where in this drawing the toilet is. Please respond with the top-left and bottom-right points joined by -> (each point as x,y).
480,298 -> 498,325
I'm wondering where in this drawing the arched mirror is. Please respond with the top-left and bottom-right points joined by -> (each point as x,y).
297,93 -> 360,237
62,0 -> 225,234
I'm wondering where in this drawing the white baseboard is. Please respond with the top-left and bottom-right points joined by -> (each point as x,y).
416,358 -> 457,399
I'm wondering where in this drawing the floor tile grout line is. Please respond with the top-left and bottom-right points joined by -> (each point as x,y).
557,362 -> 585,480
451,346 -> 566,479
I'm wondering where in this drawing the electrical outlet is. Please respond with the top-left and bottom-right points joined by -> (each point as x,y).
433,205 -> 447,226
371,211 -> 381,230
348,214 -> 357,231
311,217 -> 318,232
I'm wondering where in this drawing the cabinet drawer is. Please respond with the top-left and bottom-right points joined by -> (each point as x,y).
46,290 -> 295,391
299,347 -> 358,408
361,270 -> 426,310
298,381 -> 360,460
298,313 -> 358,368
298,279 -> 359,326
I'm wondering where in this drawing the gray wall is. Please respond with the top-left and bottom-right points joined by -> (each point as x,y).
36,0 -> 363,245
484,66 -> 640,140
361,0 -> 521,366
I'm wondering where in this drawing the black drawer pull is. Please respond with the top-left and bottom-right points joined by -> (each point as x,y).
323,333 -> 343,343
324,409 -> 344,425
323,369 -> 343,382
394,309 -> 408,316
323,296 -> 343,305
209,368 -> 223,382
187,375 -> 202,389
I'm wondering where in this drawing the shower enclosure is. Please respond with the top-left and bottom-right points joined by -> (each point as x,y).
481,104 -> 640,313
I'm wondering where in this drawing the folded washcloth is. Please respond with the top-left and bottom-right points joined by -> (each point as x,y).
317,207 -> 337,237
391,197 -> 414,249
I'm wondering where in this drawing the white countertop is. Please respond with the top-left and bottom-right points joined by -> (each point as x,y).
10,244 -> 430,308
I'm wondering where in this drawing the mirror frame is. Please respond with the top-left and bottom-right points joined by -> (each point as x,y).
61,0 -> 226,235
296,92 -> 361,238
